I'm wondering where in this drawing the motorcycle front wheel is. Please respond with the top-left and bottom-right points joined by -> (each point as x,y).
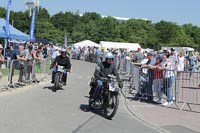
53,73 -> 60,92
104,92 -> 119,120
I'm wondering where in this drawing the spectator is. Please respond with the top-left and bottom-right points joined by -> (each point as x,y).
43,44 -> 48,59
10,45 -> 27,84
132,53 -> 148,97
0,43 -> 4,79
152,56 -> 163,104
52,48 -> 60,62
159,53 -> 175,107
49,44 -> 54,56
89,48 -> 94,62
33,46 -> 44,74
168,47 -> 178,94
141,52 -> 156,103
95,47 -> 101,63
25,45 -> 33,80
177,51 -> 185,79
188,51 -> 197,79
18,46 -> 26,82
163,48 -> 168,56
132,48 -> 144,63
197,53 -> 200,71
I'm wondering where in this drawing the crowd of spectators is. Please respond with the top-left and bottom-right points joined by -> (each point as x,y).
0,42 -> 71,86
0,41 -> 200,99
70,46 -> 200,106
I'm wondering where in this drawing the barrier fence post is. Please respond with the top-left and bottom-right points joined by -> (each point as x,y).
0,60 -> 9,90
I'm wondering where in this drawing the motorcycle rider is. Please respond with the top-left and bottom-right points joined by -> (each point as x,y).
92,52 -> 122,105
51,49 -> 71,86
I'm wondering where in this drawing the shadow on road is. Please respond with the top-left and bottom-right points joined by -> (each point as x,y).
79,104 -> 103,116
79,103 -> 111,120
80,104 -> 91,112
43,86 -> 64,92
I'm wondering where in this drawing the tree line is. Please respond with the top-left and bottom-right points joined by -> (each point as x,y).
0,7 -> 200,51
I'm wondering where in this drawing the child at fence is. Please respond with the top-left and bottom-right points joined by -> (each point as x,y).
151,56 -> 163,104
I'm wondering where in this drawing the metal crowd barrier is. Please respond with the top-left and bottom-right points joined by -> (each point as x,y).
32,59 -> 51,83
0,60 -> 10,90
0,59 -> 52,91
117,57 -> 200,111
176,71 -> 200,110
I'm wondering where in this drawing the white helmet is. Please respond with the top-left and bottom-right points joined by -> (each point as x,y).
105,52 -> 114,59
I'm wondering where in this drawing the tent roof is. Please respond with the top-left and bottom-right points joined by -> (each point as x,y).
73,40 -> 100,48
0,18 -> 30,41
100,41 -> 141,51
35,38 -> 49,44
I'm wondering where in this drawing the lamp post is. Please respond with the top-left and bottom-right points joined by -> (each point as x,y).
24,0 -> 40,42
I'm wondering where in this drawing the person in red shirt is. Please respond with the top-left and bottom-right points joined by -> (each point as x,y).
150,56 -> 163,104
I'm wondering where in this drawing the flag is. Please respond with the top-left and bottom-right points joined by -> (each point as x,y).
64,34 -> 67,47
30,8 -> 37,42
6,0 -> 12,37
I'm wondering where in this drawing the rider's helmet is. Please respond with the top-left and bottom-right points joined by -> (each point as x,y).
105,52 -> 114,59
61,49 -> 67,55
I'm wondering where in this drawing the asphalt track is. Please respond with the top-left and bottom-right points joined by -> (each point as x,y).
0,60 -> 162,133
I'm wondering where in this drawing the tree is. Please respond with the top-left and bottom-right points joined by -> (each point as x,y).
35,20 -> 63,44
0,7 -> 6,18
10,10 -> 30,34
37,7 -> 50,21
155,21 -> 178,45
182,24 -> 200,48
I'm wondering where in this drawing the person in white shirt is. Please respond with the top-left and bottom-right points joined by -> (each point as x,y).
52,48 -> 61,62
177,51 -> 185,79
158,53 -> 175,106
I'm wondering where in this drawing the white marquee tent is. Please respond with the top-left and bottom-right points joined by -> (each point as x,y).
100,41 -> 141,51
73,40 -> 101,48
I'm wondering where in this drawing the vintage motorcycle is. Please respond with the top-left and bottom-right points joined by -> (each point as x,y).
88,66 -> 121,119
53,65 -> 68,92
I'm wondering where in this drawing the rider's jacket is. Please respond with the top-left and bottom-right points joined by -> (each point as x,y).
53,55 -> 71,70
94,61 -> 120,81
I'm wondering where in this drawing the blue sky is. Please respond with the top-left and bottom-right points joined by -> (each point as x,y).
0,0 -> 200,26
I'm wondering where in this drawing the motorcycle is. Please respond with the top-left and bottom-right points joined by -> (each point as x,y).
53,65 -> 68,92
88,66 -> 120,120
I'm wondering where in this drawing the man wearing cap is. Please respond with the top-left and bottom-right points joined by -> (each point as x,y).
0,44 -> 4,79
132,48 -> 144,63
164,48 -> 178,105
141,52 -> 156,103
